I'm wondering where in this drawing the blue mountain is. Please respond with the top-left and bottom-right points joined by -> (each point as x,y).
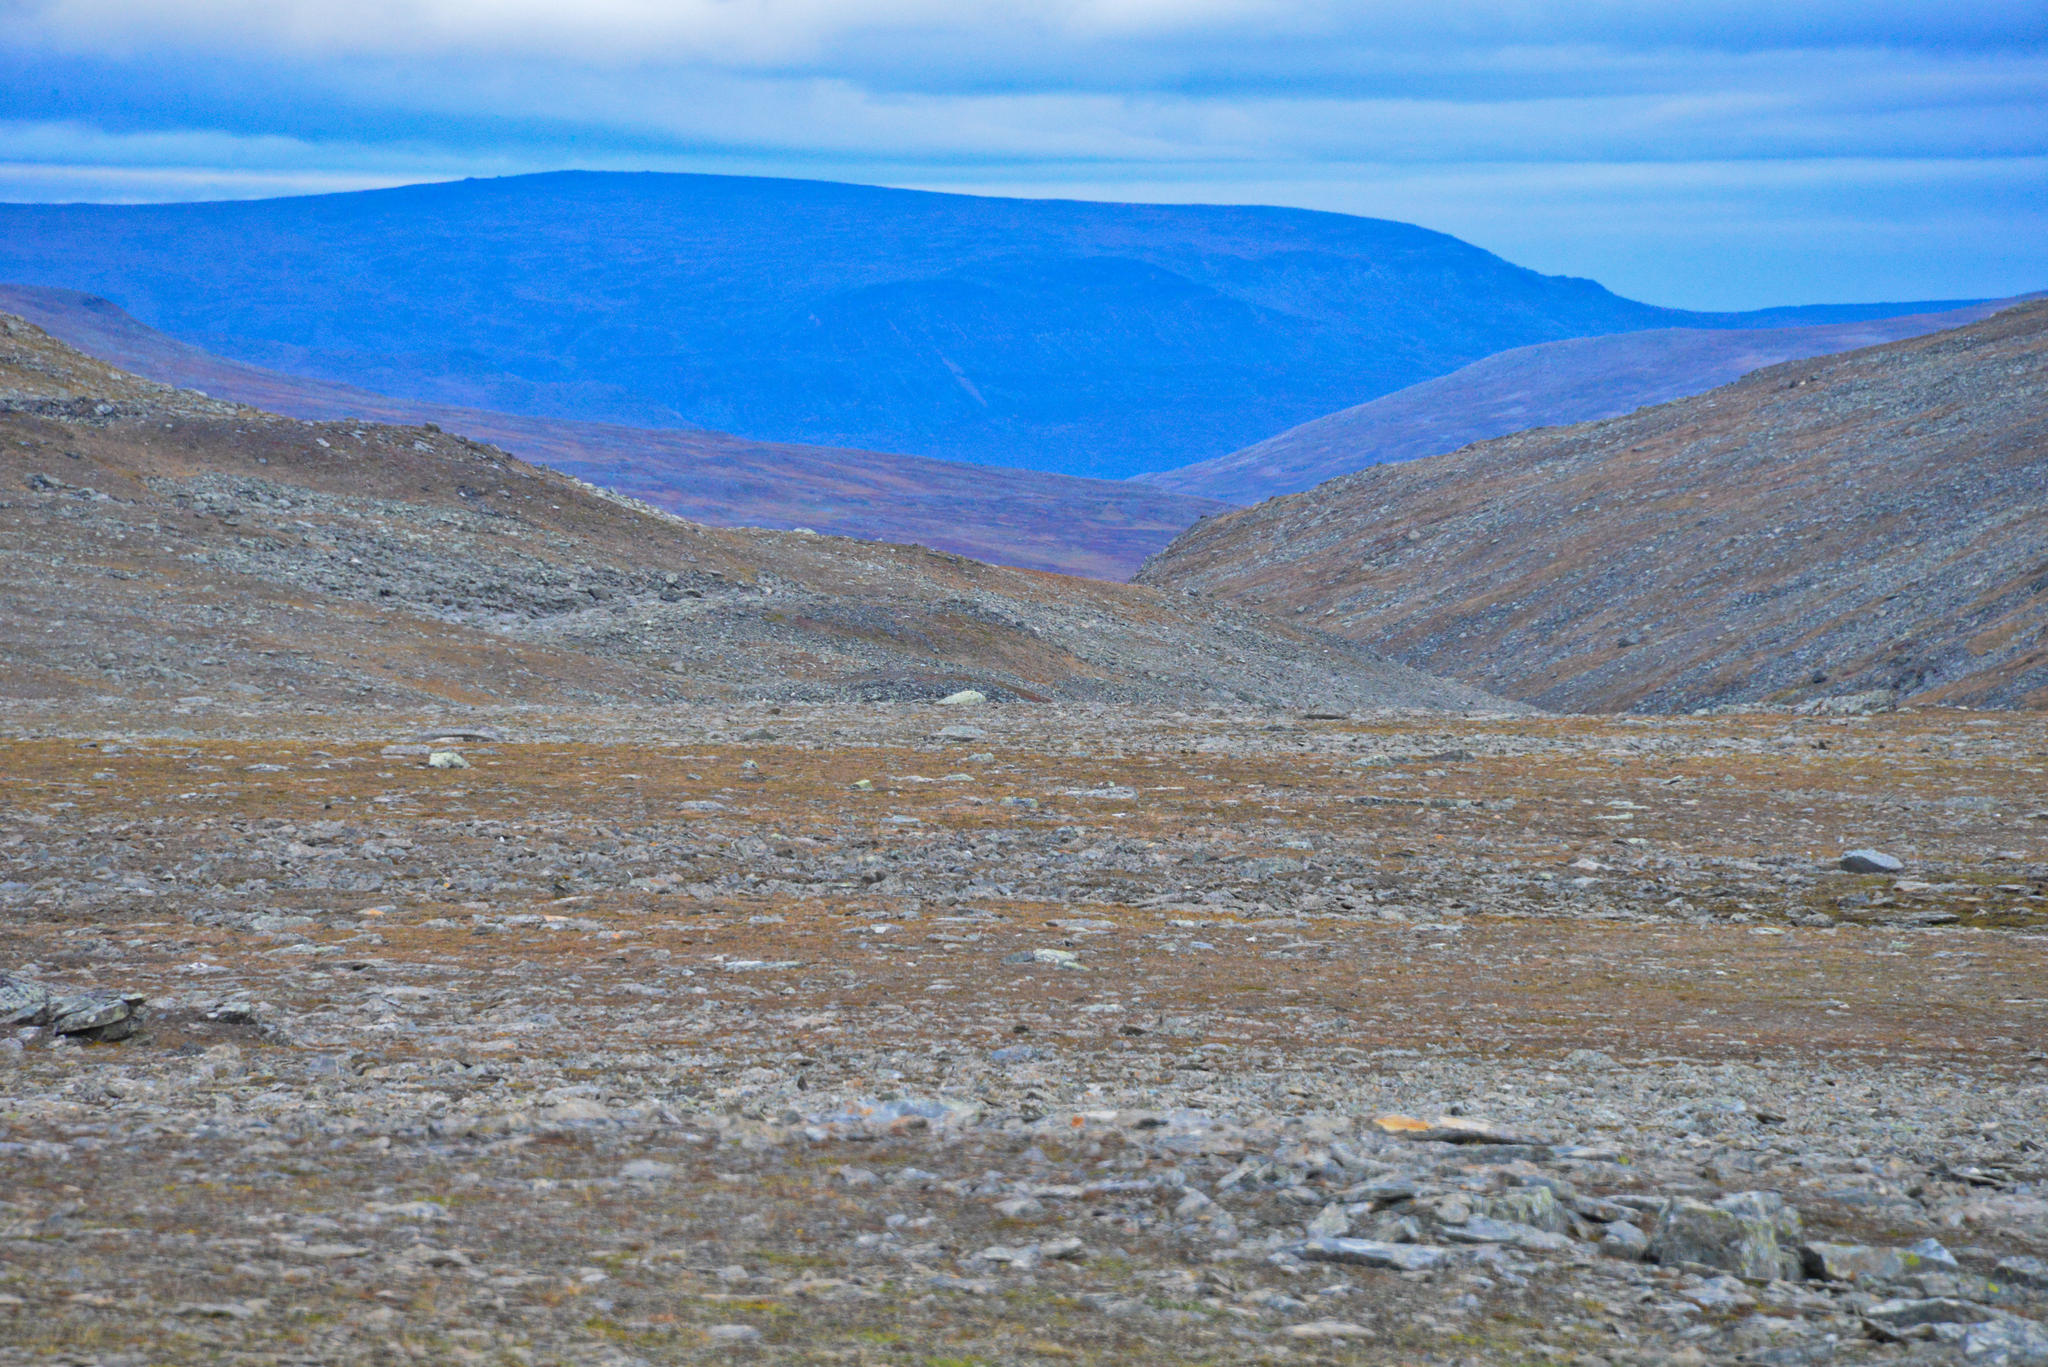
0,172 -> 1977,478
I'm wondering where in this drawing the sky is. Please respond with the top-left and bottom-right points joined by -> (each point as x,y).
0,1 -> 2042,309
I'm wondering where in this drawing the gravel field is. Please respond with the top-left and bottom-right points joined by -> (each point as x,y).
4,702 -> 2045,1366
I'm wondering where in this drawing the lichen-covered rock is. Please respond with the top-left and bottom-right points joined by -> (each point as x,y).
0,974 -> 54,1026
1486,1185 -> 1574,1235
1648,1197 -> 1796,1280
1962,1315 -> 2048,1366
1803,1238 -> 1958,1284
50,991 -> 139,1041
1715,1190 -> 1803,1247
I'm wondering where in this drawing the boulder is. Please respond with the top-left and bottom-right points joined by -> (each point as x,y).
0,978 -> 140,1040
0,975 -> 54,1027
1997,1257 -> 2048,1293
1962,1316 -> 2048,1366
1803,1238 -> 1959,1285
51,991 -> 140,1041
1841,849 -> 1903,874
1600,1222 -> 1649,1260
1486,1185 -> 1574,1234
1294,1237 -> 1451,1272
1648,1197 -> 1798,1280
1864,1296 -> 1997,1330
1441,1216 -> 1575,1252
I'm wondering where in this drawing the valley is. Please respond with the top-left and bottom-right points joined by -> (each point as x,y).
2,255 -> 2046,1367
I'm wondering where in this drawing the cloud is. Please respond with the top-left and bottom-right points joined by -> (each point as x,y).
6,0 -> 2043,68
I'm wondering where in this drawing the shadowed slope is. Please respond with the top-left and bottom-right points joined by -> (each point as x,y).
1140,299 -> 2026,504
0,284 -> 1224,581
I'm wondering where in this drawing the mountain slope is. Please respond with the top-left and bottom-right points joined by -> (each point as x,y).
0,307 -> 1509,715
0,172 -> 1976,478
0,283 -> 1224,581
1137,303 -> 2048,713
1140,299 -> 2024,504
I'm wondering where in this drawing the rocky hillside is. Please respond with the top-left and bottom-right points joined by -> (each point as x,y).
1138,303 -> 2048,713
1139,300 -> 2021,505
0,284 -> 1224,581
0,309 -> 1507,716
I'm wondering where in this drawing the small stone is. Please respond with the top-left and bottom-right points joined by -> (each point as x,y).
989,1045 -> 1036,1064
1840,849 -> 1902,874
1996,1256 -> 2048,1292
937,724 -> 987,741
1295,1237 -> 1451,1272
420,727 -> 501,743
172,1300 -> 267,1320
1002,948 -> 1082,969
1037,1236 -> 1086,1260
850,779 -> 874,791
1680,1276 -> 1756,1311
993,1196 -> 1043,1218
1306,1204 -> 1351,1238
427,750 -> 470,770
1600,1221 -> 1649,1260
620,1160 -> 677,1180
706,1323 -> 762,1342
1287,1320 -> 1373,1340
938,690 -> 986,706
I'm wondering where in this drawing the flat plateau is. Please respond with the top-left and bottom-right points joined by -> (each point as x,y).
2,701 -> 2044,1365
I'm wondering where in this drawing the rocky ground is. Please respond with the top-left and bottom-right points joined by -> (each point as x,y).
3,700 -> 2046,1366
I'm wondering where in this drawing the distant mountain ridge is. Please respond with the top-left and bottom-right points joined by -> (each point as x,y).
1137,302 -> 2048,713
1140,299 -> 2027,505
0,283 -> 1223,581
0,172 -> 1980,479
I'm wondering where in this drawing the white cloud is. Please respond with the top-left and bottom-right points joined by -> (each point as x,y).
7,0 -> 2040,66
